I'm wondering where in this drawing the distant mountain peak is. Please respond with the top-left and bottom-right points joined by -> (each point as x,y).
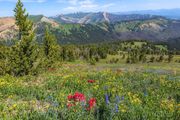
103,12 -> 110,22
40,16 -> 59,27
52,12 -> 162,24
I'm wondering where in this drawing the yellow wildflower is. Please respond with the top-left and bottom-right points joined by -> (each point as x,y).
121,109 -> 126,113
12,104 -> 17,108
9,104 -> 17,111
161,99 -> 175,112
119,104 -> 127,113
93,85 -> 99,90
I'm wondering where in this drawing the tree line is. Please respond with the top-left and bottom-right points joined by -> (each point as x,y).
0,0 -> 179,76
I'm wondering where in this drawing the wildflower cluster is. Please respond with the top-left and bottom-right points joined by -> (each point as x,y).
67,92 -> 96,111
0,64 -> 179,119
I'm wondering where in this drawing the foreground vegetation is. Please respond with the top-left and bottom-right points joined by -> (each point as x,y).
0,63 -> 180,119
0,0 -> 180,119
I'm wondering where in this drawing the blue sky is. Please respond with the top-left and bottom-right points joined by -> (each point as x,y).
0,0 -> 180,17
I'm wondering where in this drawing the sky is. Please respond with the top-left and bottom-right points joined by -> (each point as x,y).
0,0 -> 180,17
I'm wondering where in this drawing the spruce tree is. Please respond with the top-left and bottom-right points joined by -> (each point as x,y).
8,0 -> 38,76
14,0 -> 32,40
0,45 -> 9,75
9,33 -> 38,76
43,27 -> 59,66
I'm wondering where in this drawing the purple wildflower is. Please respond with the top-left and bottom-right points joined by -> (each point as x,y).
116,96 -> 120,104
121,96 -> 124,100
53,101 -> 59,107
105,94 -> 110,104
144,91 -> 148,96
115,104 -> 119,112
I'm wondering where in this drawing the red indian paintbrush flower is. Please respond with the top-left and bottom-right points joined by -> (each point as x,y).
67,92 -> 86,109
67,92 -> 96,111
73,92 -> 86,102
87,98 -> 96,110
67,103 -> 74,109
67,92 -> 86,102
87,80 -> 95,83
67,95 -> 74,101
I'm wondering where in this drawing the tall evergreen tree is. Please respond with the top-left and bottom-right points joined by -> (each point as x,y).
8,0 -> 38,76
43,27 -> 60,66
9,33 -> 38,76
14,0 -> 33,40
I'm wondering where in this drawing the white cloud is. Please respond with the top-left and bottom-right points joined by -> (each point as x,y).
57,0 -> 78,5
101,3 -> 115,9
61,0 -> 114,12
79,0 -> 98,8
69,0 -> 79,5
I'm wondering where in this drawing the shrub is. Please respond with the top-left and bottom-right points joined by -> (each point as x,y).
89,57 -> 96,65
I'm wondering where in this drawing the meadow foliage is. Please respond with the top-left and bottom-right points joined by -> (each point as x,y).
0,64 -> 179,119
0,1 -> 180,119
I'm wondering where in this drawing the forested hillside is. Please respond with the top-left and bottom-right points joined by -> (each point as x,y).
1,11 -> 180,51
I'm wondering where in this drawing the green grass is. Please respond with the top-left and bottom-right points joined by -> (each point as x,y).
155,45 -> 168,50
119,41 -> 147,49
29,15 -> 44,23
0,62 -> 179,119
60,24 -> 81,34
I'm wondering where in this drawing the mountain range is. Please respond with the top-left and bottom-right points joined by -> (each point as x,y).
52,9 -> 180,23
0,12 -> 180,50
51,12 -> 161,24
116,8 -> 180,19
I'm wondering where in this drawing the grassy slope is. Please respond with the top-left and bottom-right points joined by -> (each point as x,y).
29,15 -> 44,23
0,40 -> 179,118
0,61 -> 180,119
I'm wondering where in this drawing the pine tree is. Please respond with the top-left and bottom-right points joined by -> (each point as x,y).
9,33 -> 38,76
14,0 -> 33,40
0,45 -> 9,75
43,27 -> 59,66
8,0 -> 38,76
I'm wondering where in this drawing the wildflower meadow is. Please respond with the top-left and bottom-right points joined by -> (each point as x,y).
0,63 -> 179,119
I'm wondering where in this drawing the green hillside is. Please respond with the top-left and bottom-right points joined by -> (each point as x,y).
1,15 -> 180,50
28,15 -> 44,23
